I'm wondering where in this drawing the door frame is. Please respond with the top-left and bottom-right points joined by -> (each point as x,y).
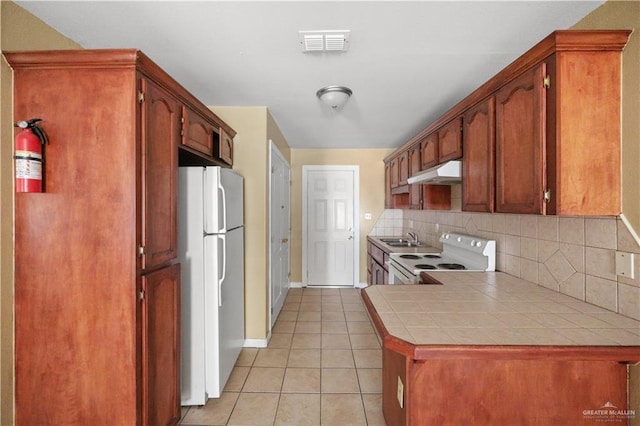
268,140 -> 290,328
302,165 -> 360,287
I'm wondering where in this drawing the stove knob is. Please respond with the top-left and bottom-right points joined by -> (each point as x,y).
457,236 -> 462,242
443,233 -> 449,239
470,239 -> 476,247
476,241 -> 482,248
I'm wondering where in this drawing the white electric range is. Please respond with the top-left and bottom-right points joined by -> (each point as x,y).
388,232 -> 496,284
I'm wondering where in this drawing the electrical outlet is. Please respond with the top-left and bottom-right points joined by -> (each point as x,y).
397,376 -> 404,408
616,251 -> 635,278
364,212 -> 372,220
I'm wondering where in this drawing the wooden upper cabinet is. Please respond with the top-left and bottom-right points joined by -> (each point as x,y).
495,64 -> 546,214
463,97 -> 496,212
182,105 -> 216,156
548,47 -> 623,215
218,128 -> 234,167
141,78 -> 180,270
421,133 -> 439,170
385,32 -> 629,216
398,151 -> 409,185
438,117 -> 463,162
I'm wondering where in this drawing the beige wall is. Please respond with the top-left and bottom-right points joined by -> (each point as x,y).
0,2 -> 80,423
573,1 -> 640,234
290,149 -> 394,283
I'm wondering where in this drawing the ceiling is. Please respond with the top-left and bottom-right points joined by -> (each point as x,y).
15,1 -> 604,149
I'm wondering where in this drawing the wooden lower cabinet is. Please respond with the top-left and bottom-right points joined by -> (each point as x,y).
367,240 -> 389,285
384,345 -> 629,425
142,264 -> 181,426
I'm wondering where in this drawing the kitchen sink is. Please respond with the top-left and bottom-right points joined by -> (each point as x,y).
380,238 -> 422,247
380,238 -> 410,243
386,242 -> 423,247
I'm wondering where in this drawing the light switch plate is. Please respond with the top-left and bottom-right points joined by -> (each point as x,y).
615,251 -> 635,278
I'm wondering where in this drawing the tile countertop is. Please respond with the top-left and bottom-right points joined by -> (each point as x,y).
363,272 -> 640,346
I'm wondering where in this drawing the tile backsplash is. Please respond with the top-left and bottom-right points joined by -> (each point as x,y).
370,206 -> 640,321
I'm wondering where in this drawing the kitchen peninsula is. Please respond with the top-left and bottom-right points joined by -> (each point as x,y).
362,273 -> 640,425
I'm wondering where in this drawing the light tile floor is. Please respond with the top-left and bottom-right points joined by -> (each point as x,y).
179,287 -> 386,426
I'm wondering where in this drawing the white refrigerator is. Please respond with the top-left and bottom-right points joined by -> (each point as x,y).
178,166 -> 245,406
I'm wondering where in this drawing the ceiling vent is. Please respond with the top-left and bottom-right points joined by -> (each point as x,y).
299,30 -> 350,52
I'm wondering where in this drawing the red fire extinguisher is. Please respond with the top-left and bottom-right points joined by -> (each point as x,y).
15,118 -> 48,193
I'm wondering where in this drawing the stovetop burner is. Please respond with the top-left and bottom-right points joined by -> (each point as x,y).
437,263 -> 467,270
400,254 -> 420,260
414,264 -> 437,270
422,254 -> 441,259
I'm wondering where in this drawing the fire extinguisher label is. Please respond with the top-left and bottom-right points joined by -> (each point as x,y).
15,156 -> 42,180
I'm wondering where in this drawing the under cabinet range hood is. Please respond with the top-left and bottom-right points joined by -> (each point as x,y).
407,160 -> 462,185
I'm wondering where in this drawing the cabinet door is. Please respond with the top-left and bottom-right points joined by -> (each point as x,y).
218,128 -> 234,166
408,145 -> 422,209
141,78 -> 180,270
373,261 -> 384,285
421,133 -> 439,169
495,64 -> 546,214
438,117 -> 463,162
142,263 -> 181,426
384,163 -> 393,208
398,151 -> 409,186
182,106 -> 216,156
408,144 -> 421,177
463,97 -> 496,212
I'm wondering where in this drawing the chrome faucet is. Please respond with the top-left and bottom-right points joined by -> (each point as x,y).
407,232 -> 419,244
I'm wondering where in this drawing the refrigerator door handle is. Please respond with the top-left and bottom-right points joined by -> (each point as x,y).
218,234 -> 227,307
218,179 -> 227,233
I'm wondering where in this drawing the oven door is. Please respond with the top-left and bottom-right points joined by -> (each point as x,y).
388,260 -> 417,284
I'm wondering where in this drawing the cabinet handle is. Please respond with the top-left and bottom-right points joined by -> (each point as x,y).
543,189 -> 551,203
138,245 -> 145,256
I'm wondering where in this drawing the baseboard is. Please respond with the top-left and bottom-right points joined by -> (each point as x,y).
243,338 -> 268,348
289,281 -> 367,289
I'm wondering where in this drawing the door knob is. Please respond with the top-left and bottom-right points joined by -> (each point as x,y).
282,238 -> 289,243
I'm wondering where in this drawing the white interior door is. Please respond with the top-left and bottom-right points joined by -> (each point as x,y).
269,142 -> 290,326
303,166 -> 359,286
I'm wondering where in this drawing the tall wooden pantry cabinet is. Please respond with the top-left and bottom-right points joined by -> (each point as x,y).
5,49 -> 233,425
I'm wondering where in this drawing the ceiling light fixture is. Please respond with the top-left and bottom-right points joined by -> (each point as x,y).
316,86 -> 353,110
